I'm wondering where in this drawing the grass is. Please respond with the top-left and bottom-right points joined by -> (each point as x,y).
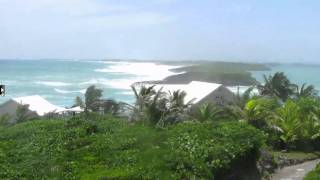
272,151 -> 320,161
304,164 -> 320,180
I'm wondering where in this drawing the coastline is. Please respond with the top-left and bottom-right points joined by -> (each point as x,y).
5,59 -> 320,107
0,60 -> 186,106
139,61 -> 270,86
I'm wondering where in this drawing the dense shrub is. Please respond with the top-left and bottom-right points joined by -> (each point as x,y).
166,122 -> 265,179
0,117 -> 264,179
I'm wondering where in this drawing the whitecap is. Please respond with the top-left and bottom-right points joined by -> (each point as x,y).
80,78 -> 110,86
117,91 -> 134,95
92,61 -> 184,90
95,61 -> 183,78
36,81 -> 72,87
54,88 -> 86,94
80,78 -> 135,90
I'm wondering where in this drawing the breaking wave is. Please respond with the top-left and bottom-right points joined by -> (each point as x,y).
54,88 -> 86,94
36,81 -> 72,87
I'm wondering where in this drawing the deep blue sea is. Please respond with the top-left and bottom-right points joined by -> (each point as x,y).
0,60 -> 319,107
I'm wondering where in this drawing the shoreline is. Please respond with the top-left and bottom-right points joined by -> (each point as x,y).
0,60 -> 270,107
139,61 -> 270,86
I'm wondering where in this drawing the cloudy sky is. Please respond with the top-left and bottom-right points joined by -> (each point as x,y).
0,0 -> 319,62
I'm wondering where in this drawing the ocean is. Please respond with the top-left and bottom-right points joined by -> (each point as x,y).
0,60 -> 319,107
251,64 -> 320,90
0,60 -> 180,107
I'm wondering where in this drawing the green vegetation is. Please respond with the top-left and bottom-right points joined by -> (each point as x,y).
159,61 -> 269,85
84,85 -> 103,112
272,151 -> 320,162
1,71 -> 320,179
304,163 -> 320,180
74,96 -> 84,108
15,104 -> 31,123
0,116 -> 263,179
193,103 -> 223,122
130,84 -> 193,127
0,113 -> 11,126
257,72 -> 296,101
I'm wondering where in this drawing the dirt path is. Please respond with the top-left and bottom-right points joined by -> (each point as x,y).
271,159 -> 320,180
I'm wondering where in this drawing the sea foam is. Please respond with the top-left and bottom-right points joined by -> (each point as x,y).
54,88 -> 86,94
92,61 -> 183,90
36,81 -> 72,87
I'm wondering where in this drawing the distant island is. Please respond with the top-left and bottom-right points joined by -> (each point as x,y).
144,61 -> 270,86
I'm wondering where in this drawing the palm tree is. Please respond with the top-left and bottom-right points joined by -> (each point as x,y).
156,90 -> 193,125
15,104 -> 31,123
235,86 -> 255,108
85,85 -> 103,112
143,87 -> 167,125
74,96 -> 84,108
168,90 -> 194,114
271,100 -> 302,150
193,103 -> 223,122
258,72 -> 296,102
100,99 -> 121,116
303,105 -> 320,141
294,83 -> 318,98
131,84 -> 156,112
131,85 -> 195,127
300,114 -> 320,141
229,98 -> 277,128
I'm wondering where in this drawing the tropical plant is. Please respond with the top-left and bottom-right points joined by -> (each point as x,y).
131,84 -> 156,120
131,85 -> 194,127
131,84 -> 156,111
295,98 -> 319,115
235,86 -> 255,108
0,113 -> 11,126
228,98 -> 277,128
300,114 -> 320,141
100,99 -> 126,116
154,90 -> 192,126
15,104 -> 31,123
143,88 -> 167,125
294,83 -> 318,98
271,100 -> 302,149
167,90 -> 193,114
74,96 -> 84,108
294,98 -> 320,141
193,103 -> 223,122
85,85 -> 103,112
258,72 -> 296,102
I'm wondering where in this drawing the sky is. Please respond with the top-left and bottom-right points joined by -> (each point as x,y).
0,0 -> 319,63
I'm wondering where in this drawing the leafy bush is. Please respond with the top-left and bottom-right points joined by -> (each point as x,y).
269,99 -> 320,151
166,122 -> 265,179
0,117 -> 264,179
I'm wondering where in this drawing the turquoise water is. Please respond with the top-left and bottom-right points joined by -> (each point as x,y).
1,60 -> 319,107
251,64 -> 320,90
0,60 -> 136,107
